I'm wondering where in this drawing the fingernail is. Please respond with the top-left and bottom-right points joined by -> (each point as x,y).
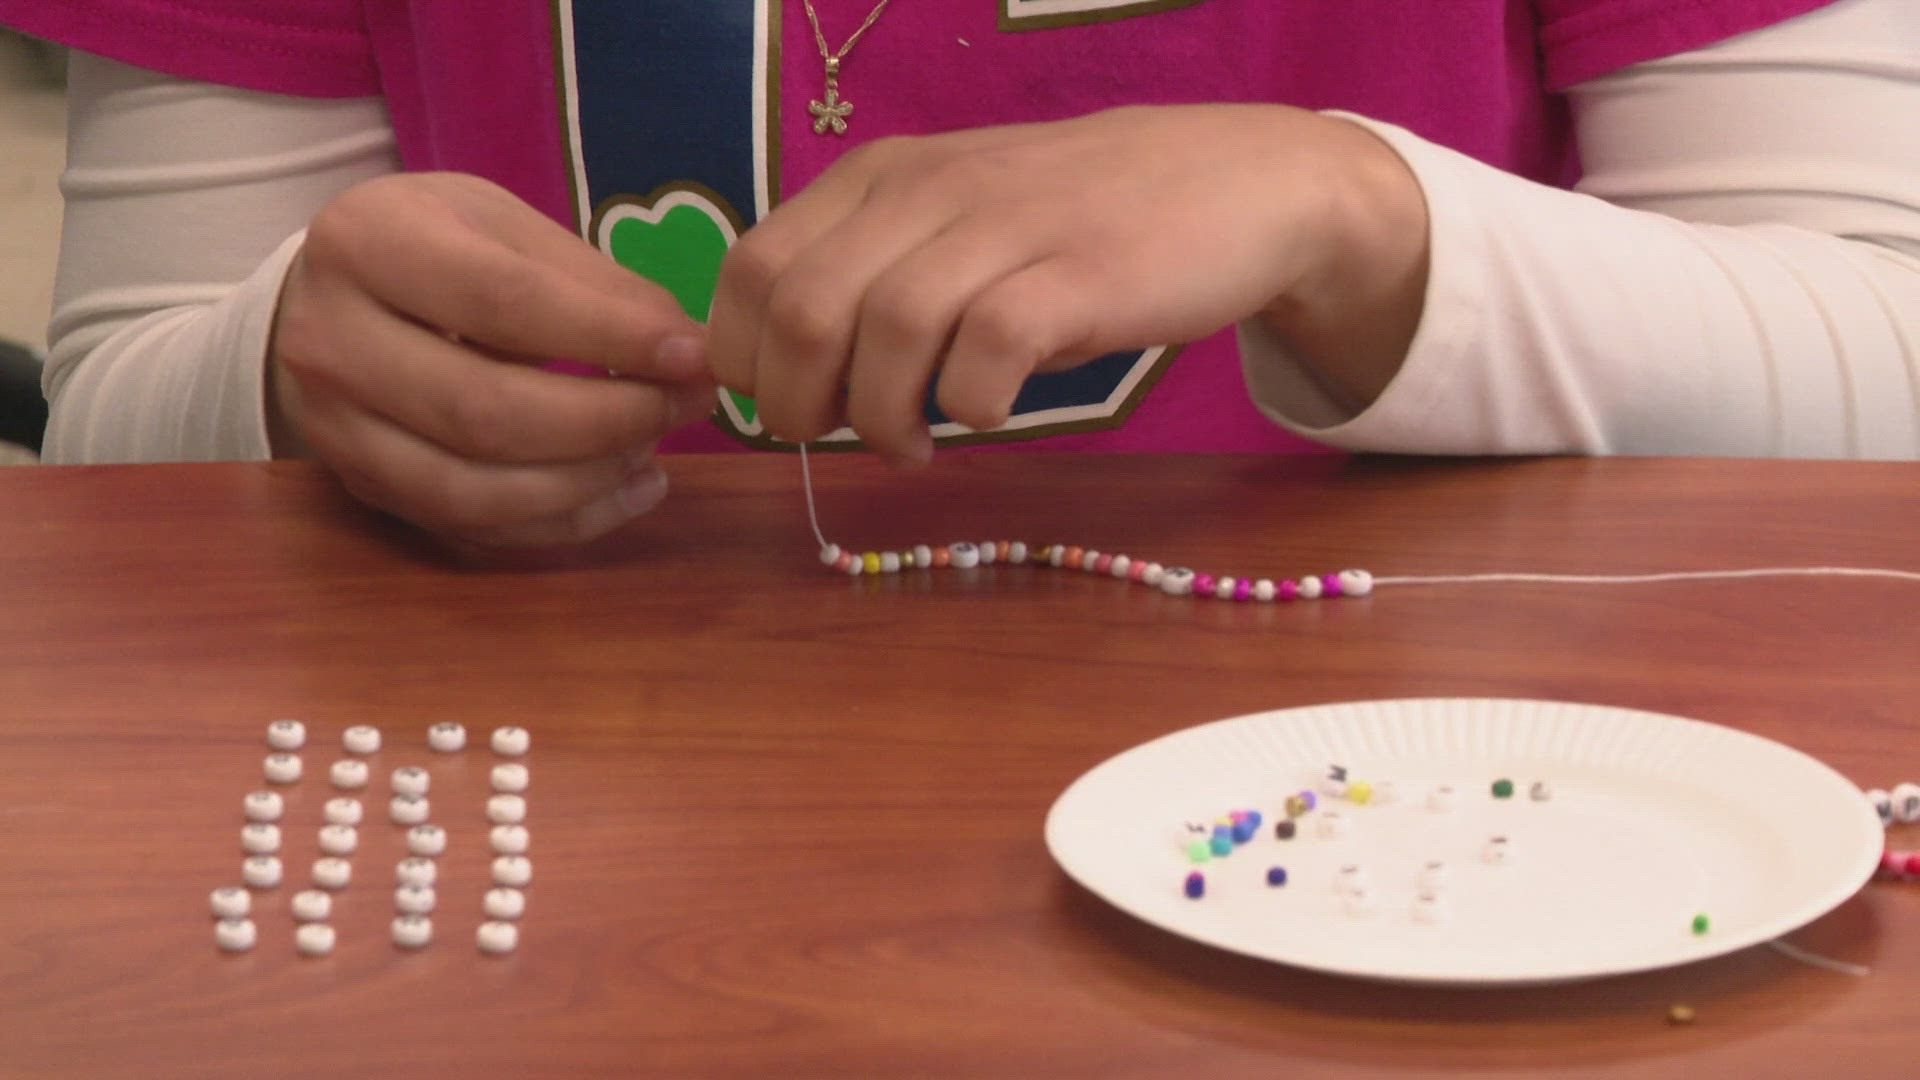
613,466 -> 668,517
653,336 -> 706,378
887,435 -> 934,470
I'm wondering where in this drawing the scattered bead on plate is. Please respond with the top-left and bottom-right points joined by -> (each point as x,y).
210,886 -> 251,919
406,824 -> 447,857
1668,1004 -> 1697,1025
215,918 -> 257,952
1183,871 -> 1205,899
1274,820 -> 1296,841
490,825 -> 530,855
318,824 -> 358,855
1347,780 -> 1374,805
1417,860 -> 1449,891
264,753 -> 302,785
391,766 -> 429,796
392,914 -> 433,949
323,797 -> 363,826
1481,836 -> 1511,865
1334,864 -> 1367,895
1691,913 -> 1711,936
242,855 -> 283,889
1529,780 -> 1552,802
490,726 -> 530,757
487,794 -> 527,824
477,920 -> 520,955
1370,781 -> 1398,806
1491,778 -> 1515,799
241,823 -> 282,855
291,889 -> 332,922
265,719 -> 306,751
1426,785 -> 1457,812
1341,887 -> 1375,916
395,884 -> 436,914
312,857 -> 352,890
295,923 -> 336,956
491,763 -> 529,793
342,725 -> 382,755
330,759 -> 370,789
484,887 -> 527,920
492,855 -> 532,887
243,790 -> 284,823
1265,866 -> 1288,887
428,722 -> 467,752
390,795 -> 430,826
1315,811 -> 1349,840
1185,838 -> 1211,863
1412,890 -> 1448,924
396,857 -> 437,887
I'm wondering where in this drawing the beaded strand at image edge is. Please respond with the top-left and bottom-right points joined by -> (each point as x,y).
817,542 -> 1374,603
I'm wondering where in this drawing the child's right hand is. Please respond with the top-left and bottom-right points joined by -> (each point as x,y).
268,173 -> 714,549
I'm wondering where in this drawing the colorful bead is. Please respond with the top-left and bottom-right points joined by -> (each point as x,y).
1868,788 -> 1894,826
1245,809 -> 1262,829
1266,866 -> 1288,887
838,551 -> 858,574
932,546 -> 951,568
1063,546 -> 1084,570
1297,576 -> 1323,600
1128,559 -> 1149,582
1232,578 -> 1252,601
1209,834 -> 1232,857
1893,782 -> 1920,823
949,542 -> 981,569
1230,820 -> 1256,844
1880,849 -> 1905,878
1338,569 -> 1375,597
880,552 -> 901,573
1283,795 -> 1308,819
861,552 -> 880,574
1667,1004 -> 1697,1025
1321,573 -> 1344,598
819,544 -> 842,566
1253,578 -> 1276,602
1904,852 -> 1920,877
1278,579 -> 1299,601
1193,573 -> 1216,597
1347,780 -> 1373,805
910,544 -> 932,568
1046,544 -> 1065,567
1186,839 -> 1211,863
1184,872 -> 1206,899
1274,820 -> 1296,840
1690,913 -> 1710,935
1491,779 -> 1515,799
1093,553 -> 1114,575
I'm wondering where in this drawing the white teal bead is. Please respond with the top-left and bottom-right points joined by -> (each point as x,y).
492,763 -> 529,793
324,797 -> 363,826
241,823 -> 281,855
484,887 -> 527,920
491,726 -> 530,756
1214,576 -> 1237,599
395,884 -> 437,914
1158,567 -> 1196,597
243,790 -> 284,822
291,889 -> 332,922
477,920 -> 519,955
487,794 -> 527,824
492,855 -> 533,887
330,759 -> 369,789
1109,554 -> 1131,578
1297,575 -> 1324,600
1141,563 -> 1165,587
912,544 -> 933,568
880,552 -> 902,573
264,753 -> 302,785
396,857 -> 437,887
342,725 -> 381,754
295,923 -> 336,956
312,857 -> 352,889
266,719 -> 306,750
818,544 -> 842,566
390,794 -> 430,826
318,824 -> 358,856
1893,782 -> 1920,824
949,542 -> 981,569
490,825 -> 530,855
242,855 -> 283,889
391,766 -> 429,796
427,722 -> 467,752
1007,541 -> 1027,563
210,886 -> 251,919
215,917 -> 257,952
406,825 -> 447,857
1253,579 -> 1276,602
1868,788 -> 1894,826
392,914 -> 433,949
1338,569 -> 1374,597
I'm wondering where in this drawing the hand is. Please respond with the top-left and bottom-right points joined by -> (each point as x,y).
269,173 -> 715,548
706,105 -> 1428,464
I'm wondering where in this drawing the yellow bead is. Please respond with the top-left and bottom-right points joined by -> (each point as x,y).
862,552 -> 881,574
1348,780 -> 1373,805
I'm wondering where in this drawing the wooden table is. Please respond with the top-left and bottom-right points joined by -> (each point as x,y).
1,454 -> 1916,1078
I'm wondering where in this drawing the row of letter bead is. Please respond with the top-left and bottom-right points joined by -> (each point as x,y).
819,543 -> 1372,600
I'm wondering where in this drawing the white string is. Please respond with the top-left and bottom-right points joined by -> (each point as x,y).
799,444 -> 829,550
1767,937 -> 1872,977
1377,568 -> 1920,587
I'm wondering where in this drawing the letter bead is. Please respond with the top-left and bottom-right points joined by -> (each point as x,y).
490,825 -> 530,855
392,914 -> 433,949
1426,785 -> 1458,812
396,857 -> 437,887
241,823 -> 281,855
324,797 -> 363,826
295,923 -> 336,956
1412,890 -> 1448,924
291,889 -> 332,922
477,920 -> 520,955
390,795 -> 430,826
395,884 -> 437,914
391,766 -> 429,796
1417,860 -> 1449,891
1892,782 -> 1920,824
428,722 -> 467,752
1158,567 -> 1195,597
242,855 -> 283,889
1868,788 -> 1894,827
484,887 -> 527,920
330,759 -> 369,789
243,790 -> 284,822
263,753 -> 302,785
492,763 -> 529,793
1481,836 -> 1511,865
1315,810 -> 1349,839
312,857 -> 353,890
210,886 -> 251,919
342,725 -> 381,755
265,719 -> 306,750
492,855 -> 533,887
487,794 -> 527,824
318,824 -> 358,855
490,726 -> 531,757
215,918 -> 257,952
406,824 -> 447,857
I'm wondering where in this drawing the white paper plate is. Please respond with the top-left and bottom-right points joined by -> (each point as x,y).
1045,698 -> 1881,986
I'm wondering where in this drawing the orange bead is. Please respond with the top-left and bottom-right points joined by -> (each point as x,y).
1065,546 -> 1085,569
933,547 -> 951,568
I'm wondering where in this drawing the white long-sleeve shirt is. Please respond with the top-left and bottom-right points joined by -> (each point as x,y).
41,0 -> 1920,463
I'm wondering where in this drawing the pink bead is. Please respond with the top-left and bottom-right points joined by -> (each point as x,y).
1233,579 -> 1253,601
1193,574 -> 1216,597
833,552 -> 854,573
1094,554 -> 1113,574
1279,580 -> 1299,601
1882,850 -> 1907,878
1128,560 -> 1149,582
1906,852 -> 1920,877
1322,573 -> 1344,598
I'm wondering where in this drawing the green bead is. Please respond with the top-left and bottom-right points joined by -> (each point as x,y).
1492,779 -> 1515,799
1691,913 -> 1710,936
1186,839 -> 1212,863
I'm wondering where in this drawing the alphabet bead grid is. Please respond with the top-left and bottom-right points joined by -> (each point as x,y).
213,721 -> 533,957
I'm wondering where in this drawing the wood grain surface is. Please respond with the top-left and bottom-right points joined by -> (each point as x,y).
0,453 -> 1916,1079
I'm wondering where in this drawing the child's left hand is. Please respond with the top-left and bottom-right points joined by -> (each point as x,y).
705,103 -> 1427,465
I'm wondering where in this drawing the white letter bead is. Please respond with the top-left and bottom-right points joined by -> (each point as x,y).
428,722 -> 467,752
241,823 -> 282,855
490,726 -> 531,757
1417,860 -> 1449,891
312,857 -> 353,890
1868,788 -> 1895,827
976,542 -> 996,565
210,886 -> 251,919
390,795 -> 430,826
1482,836 -> 1511,865
1081,550 -> 1100,572
342,725 -> 381,754
263,753 -> 302,785
879,552 -> 901,573
1253,578 -> 1276,602
392,914 -> 433,949
948,542 -> 981,570
490,825 -> 530,855
1334,864 -> 1368,896
266,719 -> 307,750
1315,811 -> 1349,840
1426,785 -> 1458,812
492,855 -> 533,887
484,887 -> 527,920
1007,541 -> 1027,563
215,918 -> 257,952
1297,575 -> 1324,600
1158,567 -> 1195,597
1412,890 -> 1448,924
477,920 -> 519,955
487,794 -> 527,824
1215,576 -> 1236,599
406,824 -> 447,857
1047,544 -> 1066,567
323,797 -> 363,826
318,824 -> 358,855
1893,782 -> 1920,824
912,544 -> 934,567
818,543 -> 841,566
492,763 -> 529,793
1338,569 -> 1374,597
291,889 -> 332,922
243,790 -> 284,822
1340,887 -> 1376,916
391,766 -> 429,796
1529,780 -> 1552,802
396,857 -> 437,887
1141,563 -> 1165,587
395,884 -> 437,914
295,923 -> 336,956
330,759 -> 369,789
1370,781 -> 1398,806
1109,554 -> 1131,578
242,856 -> 283,889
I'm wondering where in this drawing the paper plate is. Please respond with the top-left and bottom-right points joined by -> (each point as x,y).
1045,698 -> 1881,986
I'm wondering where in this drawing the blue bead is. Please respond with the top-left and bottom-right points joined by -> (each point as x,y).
1246,810 -> 1263,829
1267,866 -> 1288,887
1209,834 -> 1233,857
1230,821 -> 1255,844
1184,872 -> 1206,899
1212,824 -> 1231,839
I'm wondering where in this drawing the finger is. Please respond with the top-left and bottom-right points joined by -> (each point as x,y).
307,183 -> 706,380
298,386 -> 659,539
454,464 -> 668,549
841,224 -> 1046,465
277,278 -> 697,465
933,258 -> 1103,433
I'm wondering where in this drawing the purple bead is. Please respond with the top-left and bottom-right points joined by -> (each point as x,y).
1279,579 -> 1299,601
1266,866 -> 1288,887
1193,574 -> 1216,596
1184,871 -> 1206,899
1300,789 -> 1317,811
1233,579 -> 1253,602
1322,573 -> 1344,598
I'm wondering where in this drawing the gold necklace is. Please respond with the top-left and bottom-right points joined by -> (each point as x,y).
802,0 -> 898,136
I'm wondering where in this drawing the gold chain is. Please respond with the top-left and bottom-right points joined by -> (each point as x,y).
801,0 -> 898,135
